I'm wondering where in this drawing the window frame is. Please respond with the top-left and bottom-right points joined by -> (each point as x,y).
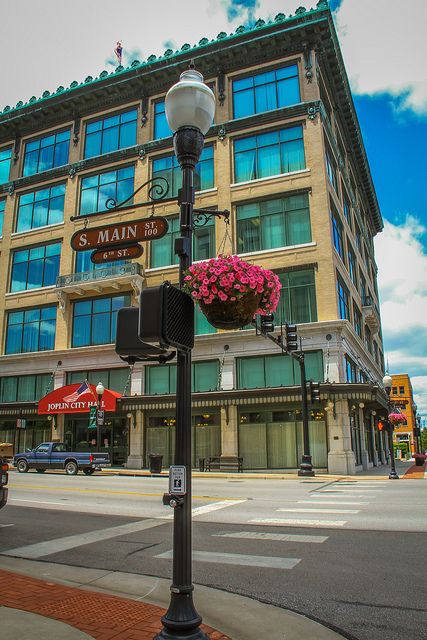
71,293 -> 131,348
151,145 -> 214,199
276,268 -> 317,325
331,206 -> 345,262
15,182 -> 66,233
10,241 -> 62,292
22,129 -> 70,177
337,271 -> 350,321
79,164 -> 135,216
5,304 -> 57,354
0,146 -> 12,185
84,108 -> 138,159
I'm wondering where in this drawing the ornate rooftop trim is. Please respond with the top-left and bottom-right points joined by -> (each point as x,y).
0,1 -> 329,118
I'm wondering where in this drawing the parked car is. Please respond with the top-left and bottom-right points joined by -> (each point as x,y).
0,457 -> 8,509
13,442 -> 110,476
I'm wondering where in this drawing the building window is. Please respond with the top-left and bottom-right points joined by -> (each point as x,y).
364,324 -> 372,354
233,64 -> 300,119
353,303 -> 362,338
0,199 -> 5,236
337,272 -> 350,320
154,100 -> 173,140
345,355 -> 357,383
234,126 -> 305,183
84,109 -> 137,159
0,147 -> 12,184
152,146 -> 214,198
237,193 -> 311,254
392,386 -> 398,395
373,341 -> 379,364
146,360 -> 219,394
10,243 -> 61,292
326,148 -> 337,191
5,305 -> 56,354
237,351 -> 323,389
343,193 -> 352,228
355,221 -> 362,253
195,305 -> 216,335
75,250 -> 128,273
80,166 -> 134,215
359,371 -> 369,383
347,242 -> 357,287
331,208 -> 345,261
72,294 -> 130,348
277,269 -> 317,324
150,215 -> 215,268
67,368 -> 129,394
399,386 -> 404,395
23,130 -> 70,177
16,183 -> 65,233
0,373 -> 51,402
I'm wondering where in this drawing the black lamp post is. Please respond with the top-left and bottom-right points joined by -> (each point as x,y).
96,381 -> 105,453
383,373 -> 399,480
154,64 -> 215,640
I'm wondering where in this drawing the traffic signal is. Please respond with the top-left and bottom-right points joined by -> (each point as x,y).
309,381 -> 321,402
115,307 -> 171,360
284,324 -> 298,352
140,282 -> 194,351
260,313 -> 274,335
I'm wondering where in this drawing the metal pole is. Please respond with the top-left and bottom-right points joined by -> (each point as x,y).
386,393 -> 399,480
97,394 -> 101,453
157,127 -> 208,640
298,353 -> 314,477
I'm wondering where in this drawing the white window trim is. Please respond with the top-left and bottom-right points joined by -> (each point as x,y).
6,285 -> 57,297
238,242 -> 316,259
11,221 -> 64,238
231,168 -> 310,188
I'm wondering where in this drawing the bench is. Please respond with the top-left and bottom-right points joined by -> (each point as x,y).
205,456 -> 243,472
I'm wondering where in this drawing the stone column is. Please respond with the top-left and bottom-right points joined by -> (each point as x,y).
327,398 -> 356,475
370,413 -> 379,466
54,414 -> 65,441
126,409 -> 145,469
220,405 -> 238,458
358,407 -> 370,470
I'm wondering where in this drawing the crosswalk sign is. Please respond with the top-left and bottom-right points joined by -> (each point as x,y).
88,406 -> 97,429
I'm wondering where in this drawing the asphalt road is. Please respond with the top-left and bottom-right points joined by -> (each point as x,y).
1,471 -> 426,640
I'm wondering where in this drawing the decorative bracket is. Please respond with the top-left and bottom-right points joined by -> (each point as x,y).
193,207 -> 230,228
141,94 -> 148,127
303,44 -> 313,83
218,124 -> 227,141
307,104 -> 320,120
7,181 -> 15,196
131,276 -> 144,300
217,67 -> 226,106
69,161 -> 85,178
13,134 -> 21,164
138,145 -> 146,161
56,290 -> 68,318
73,114 -> 81,146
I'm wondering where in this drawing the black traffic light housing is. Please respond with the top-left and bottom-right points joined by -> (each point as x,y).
260,313 -> 275,335
115,307 -> 175,363
309,381 -> 321,402
139,281 -> 194,352
284,324 -> 298,352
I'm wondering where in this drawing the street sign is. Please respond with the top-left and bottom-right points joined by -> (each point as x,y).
91,243 -> 143,264
16,418 -> 26,429
97,409 -> 105,426
88,406 -> 97,429
169,466 -> 186,495
71,217 -> 169,251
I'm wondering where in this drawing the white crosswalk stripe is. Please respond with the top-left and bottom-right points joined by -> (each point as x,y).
298,500 -> 369,506
213,531 -> 328,543
155,549 -> 301,569
249,518 -> 347,527
277,508 -> 359,514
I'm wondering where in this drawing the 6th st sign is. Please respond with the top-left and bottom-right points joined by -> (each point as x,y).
70,217 -> 169,251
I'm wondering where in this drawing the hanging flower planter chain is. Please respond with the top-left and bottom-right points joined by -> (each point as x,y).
183,254 -> 281,329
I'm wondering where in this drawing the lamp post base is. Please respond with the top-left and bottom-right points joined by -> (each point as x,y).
298,455 -> 315,477
154,592 -> 209,640
389,470 -> 399,479
155,629 -> 209,640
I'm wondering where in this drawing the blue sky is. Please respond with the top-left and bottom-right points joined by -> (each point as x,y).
1,0 -> 426,418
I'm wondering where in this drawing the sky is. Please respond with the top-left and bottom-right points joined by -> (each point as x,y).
1,0 -> 426,421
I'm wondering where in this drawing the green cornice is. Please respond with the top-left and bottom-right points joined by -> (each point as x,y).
0,1 -> 329,120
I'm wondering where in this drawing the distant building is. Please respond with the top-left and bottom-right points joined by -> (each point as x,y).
390,374 -> 418,455
0,1 -> 389,474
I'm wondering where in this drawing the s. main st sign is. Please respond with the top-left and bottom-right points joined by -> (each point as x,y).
70,217 -> 169,252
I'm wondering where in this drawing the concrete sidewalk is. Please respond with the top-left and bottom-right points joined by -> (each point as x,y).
0,556 -> 347,640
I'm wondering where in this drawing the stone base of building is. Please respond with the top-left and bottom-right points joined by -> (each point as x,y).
126,455 -> 145,469
327,450 -> 356,475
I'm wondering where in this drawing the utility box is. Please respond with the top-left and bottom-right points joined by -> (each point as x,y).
139,282 -> 194,351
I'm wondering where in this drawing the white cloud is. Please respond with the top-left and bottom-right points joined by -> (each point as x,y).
375,217 -> 427,417
335,0 -> 427,114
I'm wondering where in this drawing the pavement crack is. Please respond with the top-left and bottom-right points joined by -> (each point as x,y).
334,599 -> 427,613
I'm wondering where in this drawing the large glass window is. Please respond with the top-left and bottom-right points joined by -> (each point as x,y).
5,305 -> 56,354
345,355 -> 357,383
84,109 -> 137,158
0,147 -> 12,184
152,146 -> 214,198
16,183 -> 65,232
233,64 -> 300,119
331,208 -> 345,261
10,243 -> 61,292
67,368 -> 129,394
146,360 -> 219,394
234,126 -> 305,183
0,199 -> 5,237
154,101 -> 173,139
364,324 -> 372,354
0,373 -> 51,402
75,249 -> 128,273
347,242 -> 357,287
237,193 -> 310,254
150,215 -> 215,268
343,192 -> 352,228
80,166 -> 134,215
277,269 -> 317,324
237,351 -> 323,389
337,272 -> 350,320
326,147 -> 337,191
195,305 -> 216,335
353,303 -> 362,338
23,130 -> 70,177
72,294 -> 130,348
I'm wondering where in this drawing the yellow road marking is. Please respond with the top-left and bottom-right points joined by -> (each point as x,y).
8,484 -> 240,501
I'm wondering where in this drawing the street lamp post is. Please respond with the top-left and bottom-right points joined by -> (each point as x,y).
95,381 -> 105,454
155,64 -> 215,640
383,373 -> 399,480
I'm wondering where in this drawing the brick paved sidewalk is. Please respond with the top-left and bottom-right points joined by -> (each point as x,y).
402,461 -> 426,479
0,568 -> 230,640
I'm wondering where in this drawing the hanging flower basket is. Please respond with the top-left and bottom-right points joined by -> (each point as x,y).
183,255 -> 281,330
388,412 -> 407,426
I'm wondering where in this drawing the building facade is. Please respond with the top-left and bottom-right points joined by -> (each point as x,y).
0,1 -> 389,474
390,374 -> 418,455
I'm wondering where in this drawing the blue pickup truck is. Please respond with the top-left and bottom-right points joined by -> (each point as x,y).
13,442 -> 110,476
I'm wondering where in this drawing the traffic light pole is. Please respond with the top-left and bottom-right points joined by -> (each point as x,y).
295,352 -> 314,477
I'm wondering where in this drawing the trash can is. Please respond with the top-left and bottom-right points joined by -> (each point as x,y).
148,454 -> 163,474
198,458 -> 205,472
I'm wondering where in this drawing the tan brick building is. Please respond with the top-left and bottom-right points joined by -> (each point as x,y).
0,1 -> 389,474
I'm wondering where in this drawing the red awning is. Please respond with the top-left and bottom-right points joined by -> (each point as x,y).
38,383 -> 121,415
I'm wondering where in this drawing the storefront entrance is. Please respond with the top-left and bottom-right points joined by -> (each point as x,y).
65,416 -> 128,466
0,418 -> 51,455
